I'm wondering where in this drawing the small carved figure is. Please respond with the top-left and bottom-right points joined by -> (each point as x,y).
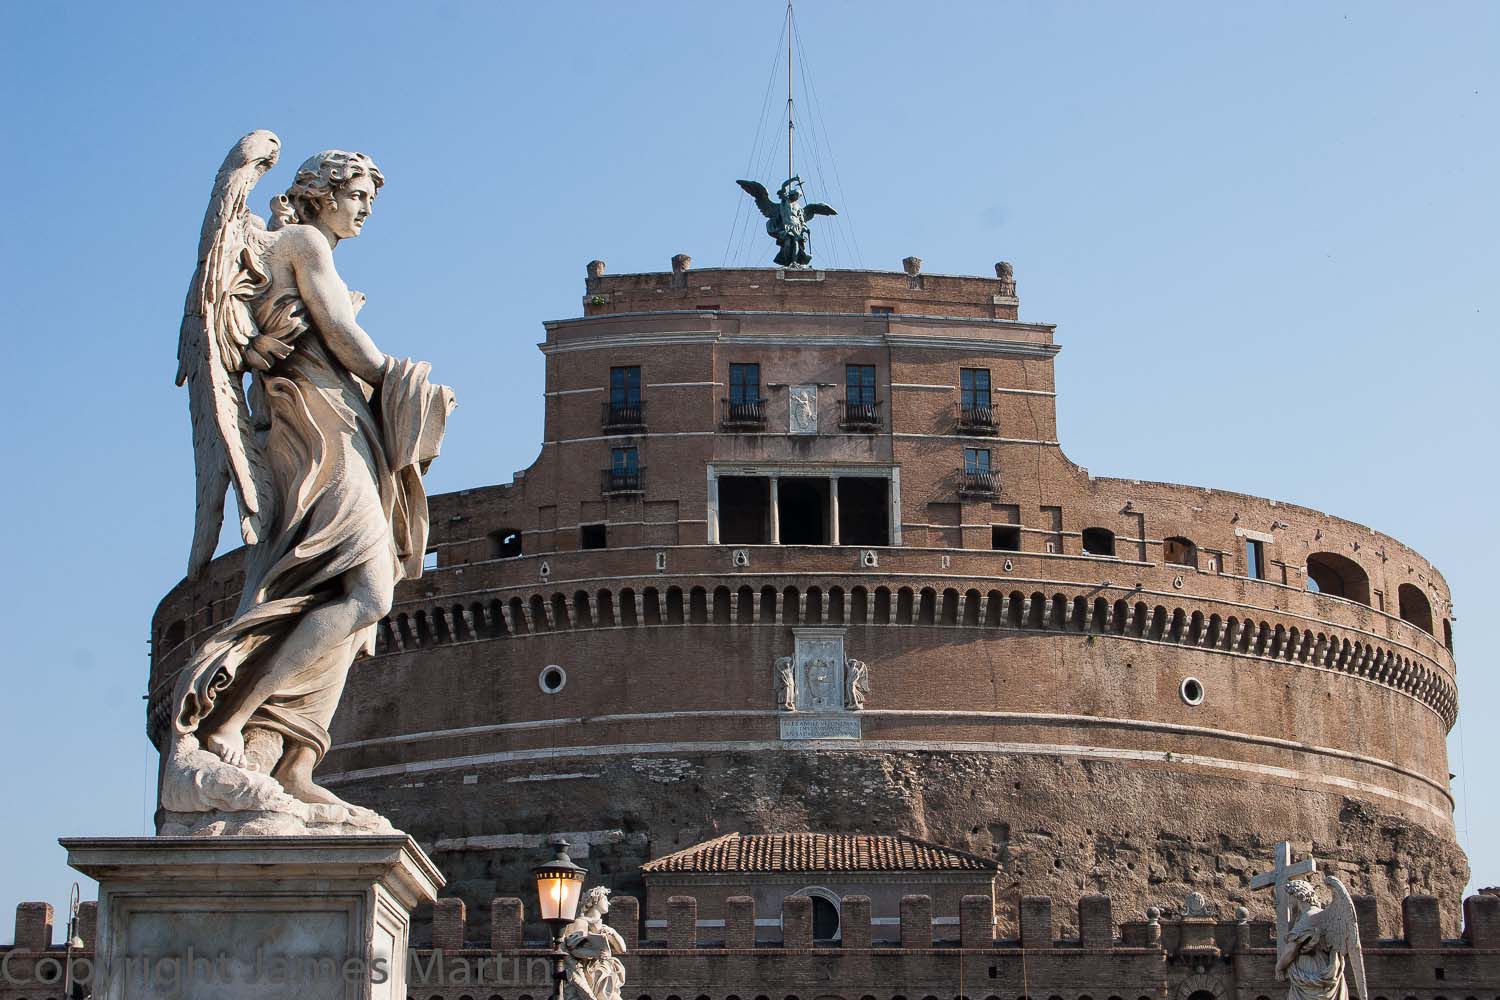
775,656 -> 797,711
844,658 -> 870,711
1275,878 -> 1366,1000
789,385 -> 817,434
735,175 -> 837,268
561,887 -> 628,1000
1183,891 -> 1216,918
163,130 -> 455,834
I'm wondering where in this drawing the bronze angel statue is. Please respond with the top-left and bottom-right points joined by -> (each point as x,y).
163,129 -> 455,835
1275,878 -> 1369,1000
736,175 -> 837,268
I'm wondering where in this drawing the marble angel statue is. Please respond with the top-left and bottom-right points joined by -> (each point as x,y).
1276,878 -> 1368,1000
561,887 -> 629,1000
162,129 -> 455,835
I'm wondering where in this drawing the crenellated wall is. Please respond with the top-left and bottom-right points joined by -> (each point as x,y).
8,890 -> 1495,999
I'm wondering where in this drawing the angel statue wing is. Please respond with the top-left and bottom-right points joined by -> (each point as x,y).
174,129 -> 283,578
1323,876 -> 1369,1000
736,179 -> 778,220
804,202 -> 838,219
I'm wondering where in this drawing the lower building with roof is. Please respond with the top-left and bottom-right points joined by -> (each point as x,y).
641,832 -> 999,941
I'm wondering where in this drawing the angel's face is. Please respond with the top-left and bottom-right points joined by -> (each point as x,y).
326,174 -> 377,240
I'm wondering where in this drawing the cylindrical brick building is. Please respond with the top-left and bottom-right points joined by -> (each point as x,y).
149,260 -> 1466,935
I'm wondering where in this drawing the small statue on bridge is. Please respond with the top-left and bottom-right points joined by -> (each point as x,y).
1251,842 -> 1368,1000
736,175 -> 837,268
562,886 -> 629,1000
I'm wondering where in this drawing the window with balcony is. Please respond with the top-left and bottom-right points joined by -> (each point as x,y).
723,363 -> 766,428
840,364 -> 880,429
605,366 -> 643,429
960,448 -> 995,495
603,446 -> 643,493
958,368 -> 996,434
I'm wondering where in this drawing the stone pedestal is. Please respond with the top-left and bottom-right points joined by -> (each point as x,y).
62,836 -> 442,1000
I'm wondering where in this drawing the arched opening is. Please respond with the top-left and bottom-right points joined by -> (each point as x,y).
1305,552 -> 1371,605
918,588 -> 937,625
896,588 -> 914,624
1397,583 -> 1433,633
529,595 -> 551,631
805,586 -> 824,624
488,527 -> 523,558
689,586 -> 708,624
712,586 -> 732,624
643,588 -> 663,625
665,587 -> 685,624
736,585 -> 755,623
1081,527 -> 1115,556
1443,617 -> 1454,651
163,619 -> 186,650
810,895 -> 839,941
940,588 -> 959,625
851,586 -> 869,624
1163,536 -> 1197,568
596,590 -> 616,627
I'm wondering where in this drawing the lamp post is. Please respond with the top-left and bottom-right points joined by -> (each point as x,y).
532,837 -> 586,1000
62,882 -> 85,999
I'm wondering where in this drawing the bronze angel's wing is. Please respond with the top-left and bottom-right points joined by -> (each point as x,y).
804,202 -> 838,218
736,179 -> 778,220
174,129 -> 282,578
1322,877 -> 1368,1000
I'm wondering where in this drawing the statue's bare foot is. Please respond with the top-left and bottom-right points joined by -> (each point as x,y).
276,773 -> 348,807
202,728 -> 248,769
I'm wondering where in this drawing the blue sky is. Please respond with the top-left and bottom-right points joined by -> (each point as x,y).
1,2 -> 1495,922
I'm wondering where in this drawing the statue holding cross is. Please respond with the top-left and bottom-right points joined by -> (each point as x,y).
1250,842 -> 1368,1000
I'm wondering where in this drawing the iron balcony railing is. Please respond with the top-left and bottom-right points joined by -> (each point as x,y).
957,402 -> 997,434
602,400 -> 645,431
838,398 -> 882,430
959,468 -> 998,496
601,466 -> 645,494
720,397 -> 768,428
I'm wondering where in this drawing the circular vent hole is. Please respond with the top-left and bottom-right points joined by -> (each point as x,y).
1180,676 -> 1205,706
539,665 -> 568,694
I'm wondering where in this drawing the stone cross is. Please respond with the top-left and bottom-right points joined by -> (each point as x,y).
1249,841 -> 1317,978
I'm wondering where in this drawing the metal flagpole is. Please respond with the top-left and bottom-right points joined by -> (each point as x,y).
786,0 -> 794,179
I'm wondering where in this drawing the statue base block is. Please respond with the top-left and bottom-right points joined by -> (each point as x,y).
62,835 -> 442,1000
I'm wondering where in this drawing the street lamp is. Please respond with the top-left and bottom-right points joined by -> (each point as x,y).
532,837 -> 586,1000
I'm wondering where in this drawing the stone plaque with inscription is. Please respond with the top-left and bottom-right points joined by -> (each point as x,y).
780,715 -> 863,740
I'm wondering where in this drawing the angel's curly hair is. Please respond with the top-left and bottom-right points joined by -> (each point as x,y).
268,149 -> 384,229
1286,880 -> 1320,906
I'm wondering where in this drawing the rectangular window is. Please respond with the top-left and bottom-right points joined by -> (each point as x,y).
422,550 -> 438,571
846,364 -> 877,406
612,446 -> 639,473
579,524 -> 607,550
870,305 -> 894,315
728,363 -> 761,405
609,366 -> 641,406
991,525 -> 1021,551
960,368 -> 992,410
964,447 -> 991,474
1245,539 -> 1265,580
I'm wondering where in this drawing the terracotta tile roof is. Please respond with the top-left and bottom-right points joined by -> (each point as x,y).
640,832 -> 998,875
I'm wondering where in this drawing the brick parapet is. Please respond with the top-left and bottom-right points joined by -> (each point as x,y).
4,891 -> 1498,999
